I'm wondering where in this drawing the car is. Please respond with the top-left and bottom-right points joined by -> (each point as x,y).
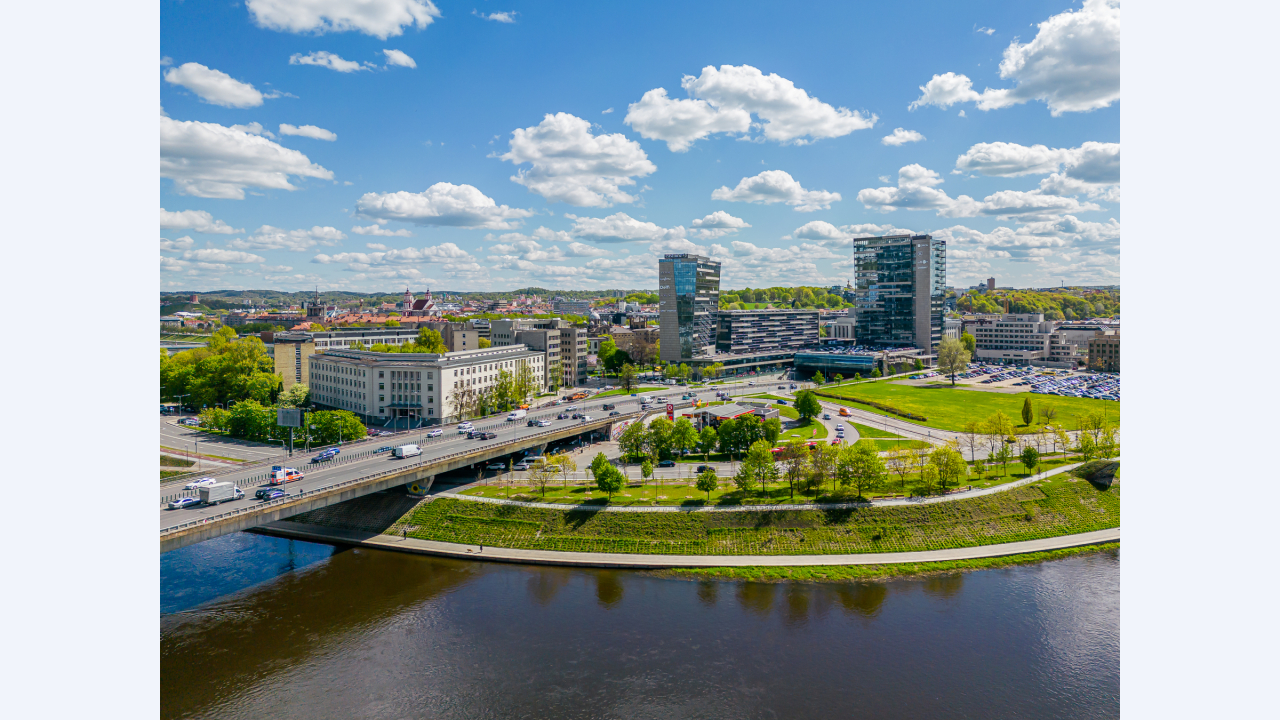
822,413 -> 831,420
571,413 -> 583,419
658,459 -> 676,468
513,460 -> 535,471
254,487 -> 278,500
778,385 -> 787,389
426,428 -> 443,438
478,432 -> 497,440
457,425 -> 473,434
485,463 -> 508,471
602,403 -> 616,410
180,418 -> 201,426
184,477 -> 217,490
167,497 -> 200,510
695,465 -> 712,473
537,419 -> 552,427
581,415 -> 593,421
557,413 -> 570,420
527,419 -> 539,427
566,405 -> 580,411
258,488 -> 286,501
748,381 -> 756,386
375,446 -> 392,453
789,384 -> 798,389
608,410 -> 621,416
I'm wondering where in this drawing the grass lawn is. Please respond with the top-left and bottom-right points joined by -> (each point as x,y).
821,383 -> 1120,431
593,386 -> 665,398
779,417 -> 827,443
744,393 -> 792,402
159,445 -> 247,463
161,470 -> 187,479
400,479 -> 1118,556
160,454 -> 195,467
843,422 -> 930,451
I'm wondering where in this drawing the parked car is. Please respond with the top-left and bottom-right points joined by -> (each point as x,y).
167,497 -> 200,510
658,459 -> 676,468
183,477 -> 217,490
513,459 -> 535,471
485,462 -> 508,471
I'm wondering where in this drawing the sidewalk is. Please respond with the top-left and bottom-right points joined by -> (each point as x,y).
255,520 -> 1119,569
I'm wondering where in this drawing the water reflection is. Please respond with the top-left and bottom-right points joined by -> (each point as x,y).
695,580 -> 718,607
594,571 -> 624,607
923,572 -> 965,599
734,582 -> 775,616
834,582 -> 889,618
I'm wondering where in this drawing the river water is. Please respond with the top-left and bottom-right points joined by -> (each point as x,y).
161,533 -> 1119,719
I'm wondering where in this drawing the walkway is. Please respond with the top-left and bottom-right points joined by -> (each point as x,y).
255,520 -> 1119,569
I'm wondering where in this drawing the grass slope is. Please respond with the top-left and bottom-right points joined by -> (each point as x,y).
396,479 -> 1118,556
823,383 -> 1120,431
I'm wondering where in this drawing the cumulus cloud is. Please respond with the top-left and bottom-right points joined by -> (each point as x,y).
160,116 -> 333,199
955,141 -> 1071,176
567,241 -> 610,257
488,238 -> 566,262
228,225 -> 347,252
229,121 -> 275,138
910,0 -> 1120,115
473,10 -> 516,23
626,64 -> 876,151
373,50 -> 413,72
497,113 -> 656,207
932,216 -> 1120,279
163,63 -> 264,108
355,182 -> 535,229
279,123 -> 338,141
786,220 -> 914,248
160,236 -> 196,252
247,0 -> 441,39
711,170 -> 840,212
689,210 -> 751,239
352,223 -> 413,237
289,51 -> 372,72
159,208 -> 242,234
956,141 -> 1120,199
857,164 -> 1100,220
313,243 -> 472,266
881,128 -> 925,146
182,248 -> 266,264
568,212 -> 685,244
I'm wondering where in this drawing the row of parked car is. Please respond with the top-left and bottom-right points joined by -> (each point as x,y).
1023,373 -> 1120,400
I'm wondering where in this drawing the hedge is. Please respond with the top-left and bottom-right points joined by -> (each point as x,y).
813,391 -> 929,422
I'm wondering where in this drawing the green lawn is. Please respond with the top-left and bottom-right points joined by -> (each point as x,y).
160,454 -> 195,468
593,386 -> 665,398
843,422 -> 930,451
398,480 -> 1118,555
821,383 -> 1120,431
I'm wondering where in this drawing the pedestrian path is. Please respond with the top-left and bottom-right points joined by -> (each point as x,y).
256,520 -> 1119,569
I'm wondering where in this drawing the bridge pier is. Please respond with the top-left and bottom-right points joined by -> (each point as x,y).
407,475 -> 435,496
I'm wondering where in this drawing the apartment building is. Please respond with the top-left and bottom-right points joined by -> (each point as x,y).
271,332 -> 314,391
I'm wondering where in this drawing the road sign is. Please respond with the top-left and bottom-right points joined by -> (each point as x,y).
666,403 -> 674,421
277,408 -> 303,427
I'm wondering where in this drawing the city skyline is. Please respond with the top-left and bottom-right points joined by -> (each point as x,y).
160,0 -> 1119,293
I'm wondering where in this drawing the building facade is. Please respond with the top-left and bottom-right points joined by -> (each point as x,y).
659,253 -> 721,363
309,345 -> 546,426
972,313 -> 1084,368
515,328 -> 561,390
271,332 -> 315,391
714,309 -> 820,354
853,234 -> 946,351
1088,333 -> 1120,372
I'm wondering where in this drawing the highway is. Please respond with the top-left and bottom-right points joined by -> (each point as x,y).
159,376 -> 791,532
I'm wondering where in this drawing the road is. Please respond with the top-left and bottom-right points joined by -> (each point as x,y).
159,417 -> 284,463
159,375 -> 790,531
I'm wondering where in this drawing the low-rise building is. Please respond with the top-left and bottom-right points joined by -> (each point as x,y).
830,315 -> 856,341
972,313 -> 1082,368
715,309 -> 820,354
1088,332 -> 1120,372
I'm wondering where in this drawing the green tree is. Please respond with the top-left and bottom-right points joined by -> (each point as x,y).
737,440 -> 778,495
415,328 -> 447,353
913,359 -> 924,371
384,319 -> 400,327
886,446 -> 914,493
529,458 -> 557,497
992,442 -> 1014,477
778,439 -> 811,500
695,468 -> 719,501
853,373 -> 861,381
1021,397 -> 1034,426
640,459 -> 653,496
278,383 -> 310,408
553,453 -> 577,489
833,373 -> 843,383
697,425 -> 718,461
763,416 -> 782,445
936,337 -> 970,386
810,443 -> 839,496
618,421 -> 648,461
812,371 -> 826,385
793,390 -> 822,423
589,451 -> 611,481
594,463 -> 625,499
620,363 -> 638,391
308,410 -> 366,446
671,417 -> 697,457
1020,446 -> 1041,476
716,418 -> 739,459
930,444 -> 968,493
845,443 -> 887,499
870,369 -> 882,378
478,337 -> 492,349
960,332 -> 976,353
309,323 -> 325,331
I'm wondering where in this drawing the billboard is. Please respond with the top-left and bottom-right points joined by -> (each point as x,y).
277,408 -> 303,427
666,403 -> 674,421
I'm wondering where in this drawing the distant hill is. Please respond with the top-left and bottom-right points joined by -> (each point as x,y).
160,302 -> 214,315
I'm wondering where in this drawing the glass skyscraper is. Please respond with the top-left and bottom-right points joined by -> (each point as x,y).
853,234 -> 946,351
658,253 -> 721,363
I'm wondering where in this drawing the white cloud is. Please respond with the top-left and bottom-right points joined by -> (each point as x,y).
498,113 -> 656,207
568,212 -> 685,244
160,236 -> 195,252
488,238 -> 566,262
910,0 -> 1120,115
260,264 -> 294,273
247,0 -> 441,39
279,123 -> 338,141
601,107 -> 614,115
473,10 -> 516,23
956,141 -> 1120,199
626,65 -> 876,152
313,243 -> 472,267
182,248 -> 266,264
365,243 -> 387,250
229,122 -> 275,138
881,128 -> 925,146
355,182 -> 535,229
785,221 -> 916,249
976,26 -> 995,35
163,63 -> 264,108
159,208 -> 242,234
955,141 -> 1071,176
567,241 -> 610,257
688,210 -> 750,239
649,238 -> 710,256
932,217 -> 1120,276
228,225 -> 347,252
857,164 -> 1101,220
382,49 -> 416,68
352,224 -> 413,237
289,51 -> 372,72
711,170 -> 840,212
160,116 -> 333,199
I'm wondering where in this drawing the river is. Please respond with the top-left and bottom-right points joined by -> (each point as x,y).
161,532 -> 1119,719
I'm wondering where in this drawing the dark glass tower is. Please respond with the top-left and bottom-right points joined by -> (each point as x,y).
853,234 -> 946,351
658,254 -> 721,363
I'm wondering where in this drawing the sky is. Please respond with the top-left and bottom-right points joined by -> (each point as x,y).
159,0 -> 1120,294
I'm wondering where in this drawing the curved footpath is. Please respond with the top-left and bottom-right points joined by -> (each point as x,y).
255,520 -> 1119,569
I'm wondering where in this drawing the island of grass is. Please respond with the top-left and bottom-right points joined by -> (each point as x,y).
847,422 -> 931,451
592,386 -> 665,398
387,474 -> 1117,556
820,382 -> 1120,431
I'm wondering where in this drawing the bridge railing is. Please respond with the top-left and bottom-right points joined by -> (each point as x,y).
160,411 -> 642,532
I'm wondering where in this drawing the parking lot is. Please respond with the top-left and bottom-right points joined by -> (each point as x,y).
896,363 -> 1120,401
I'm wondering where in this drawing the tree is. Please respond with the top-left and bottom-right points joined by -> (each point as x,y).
529,458 -> 557,497
929,444 -> 967,493
778,439 -> 811,499
597,337 -> 617,374
853,373 -> 861,381
478,337 -> 492,349
812,371 -> 826,385
704,362 -> 724,380
384,319 -> 400,327
309,323 -> 325,331
871,369 -> 882,378
1074,433 -> 1098,462
960,420 -> 982,462
960,332 -> 976,354
810,443 -> 839,496
620,363 -> 638,391
886,446 -> 914,493
618,421 -> 648,461
647,416 -> 674,459
640,459 -> 653,496
1020,446 -> 1040,476
594,463 -> 625,499
1021,397 -> 1034,426
737,440 -> 778,495
844,443 -> 886,499
936,336 -> 971,386
716,418 -> 739,459
589,452 -> 611,481
553,453 -> 576,489
698,425 -> 718,461
793,390 -> 822,424
992,442 -> 1014,476
278,383 -> 310,408
695,468 -> 719,501
834,373 -> 843,383
913,359 -> 925,371
982,412 -> 1014,460
763,417 -> 782,446
671,417 -> 697,457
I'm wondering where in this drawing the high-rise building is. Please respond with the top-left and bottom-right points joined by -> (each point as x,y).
853,234 -> 946,351
987,277 -> 996,291
659,254 -> 721,363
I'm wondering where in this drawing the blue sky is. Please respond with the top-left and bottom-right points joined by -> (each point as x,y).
160,0 -> 1120,293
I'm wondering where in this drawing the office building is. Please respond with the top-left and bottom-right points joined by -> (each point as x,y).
309,345 -> 546,426
659,253 -> 721,363
972,313 -> 1083,368
830,315 -> 857,341
852,234 -> 946,351
715,309 -> 820,354
1088,333 -> 1120,372
271,332 -> 314,391
552,298 -> 593,315
515,328 -> 561,389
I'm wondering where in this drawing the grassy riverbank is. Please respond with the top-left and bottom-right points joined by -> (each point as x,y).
394,477 -> 1118,556
655,542 -> 1120,582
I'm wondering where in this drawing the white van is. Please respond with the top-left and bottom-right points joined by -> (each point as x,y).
392,444 -> 422,459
